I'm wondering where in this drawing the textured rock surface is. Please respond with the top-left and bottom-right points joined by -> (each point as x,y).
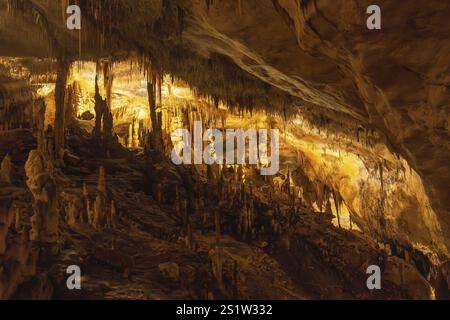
2,0 -> 447,257
0,0 -> 448,299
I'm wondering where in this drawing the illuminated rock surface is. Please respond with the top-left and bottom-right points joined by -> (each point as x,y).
0,0 -> 449,299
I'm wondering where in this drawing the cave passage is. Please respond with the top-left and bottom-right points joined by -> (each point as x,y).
0,0 -> 449,300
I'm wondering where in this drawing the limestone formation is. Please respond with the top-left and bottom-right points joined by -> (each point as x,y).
33,99 -> 46,154
93,166 -> 106,229
103,109 -> 114,142
109,200 -> 117,228
25,150 -> 58,243
0,154 -> 12,184
54,58 -> 70,160
93,75 -> 106,138
384,256 -> 435,300
128,123 -> 133,148
0,202 -> 13,254
14,207 -> 20,231
0,0 -> 448,301
158,262 -> 180,282
132,119 -> 140,148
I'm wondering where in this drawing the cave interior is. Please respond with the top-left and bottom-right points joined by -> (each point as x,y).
0,0 -> 449,300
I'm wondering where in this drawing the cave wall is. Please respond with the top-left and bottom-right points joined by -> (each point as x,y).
273,0 -> 450,243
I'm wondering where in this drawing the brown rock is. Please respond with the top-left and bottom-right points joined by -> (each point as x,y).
384,256 -> 435,299
158,262 -> 180,282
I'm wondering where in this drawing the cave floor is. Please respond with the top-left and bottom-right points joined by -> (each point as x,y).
7,121 -> 414,300
51,128 -> 310,299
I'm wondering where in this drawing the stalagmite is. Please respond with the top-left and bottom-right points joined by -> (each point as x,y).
25,150 -> 58,243
105,203 -> 111,227
54,58 -> 70,160
325,197 -> 333,215
33,99 -> 46,154
147,73 -> 162,150
133,119 -> 140,148
0,154 -> 12,184
157,73 -> 162,109
110,200 -> 116,228
93,166 -> 106,229
65,82 -> 76,123
103,108 -> 114,142
66,200 -> 78,226
93,75 -> 105,138
174,185 -> 181,217
211,207 -> 224,291
349,211 -> 353,230
87,199 -> 94,226
0,203 -> 12,254
332,190 -> 342,228
14,207 -> 20,231
45,126 -> 55,161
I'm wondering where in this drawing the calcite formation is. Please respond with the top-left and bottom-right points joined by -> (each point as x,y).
0,0 -> 448,301
0,154 -> 12,184
25,150 -> 58,243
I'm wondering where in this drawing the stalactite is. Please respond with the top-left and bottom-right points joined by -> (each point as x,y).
82,182 -> 89,224
316,183 -> 324,213
110,200 -> 117,228
65,83 -> 75,124
325,197 -> 333,215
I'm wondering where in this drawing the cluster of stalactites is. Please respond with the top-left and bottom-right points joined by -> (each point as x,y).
92,60 -> 114,144
130,50 -> 287,119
